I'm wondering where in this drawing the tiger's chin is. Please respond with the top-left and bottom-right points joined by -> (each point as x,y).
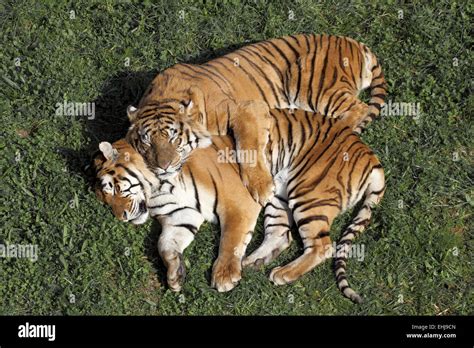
155,170 -> 178,179
129,210 -> 150,225
155,162 -> 185,179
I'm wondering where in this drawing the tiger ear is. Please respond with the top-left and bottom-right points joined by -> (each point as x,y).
127,105 -> 138,122
87,151 -> 105,175
99,142 -> 119,162
90,150 -> 106,202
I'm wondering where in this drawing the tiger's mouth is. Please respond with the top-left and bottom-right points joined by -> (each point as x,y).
129,201 -> 149,225
138,201 -> 147,214
154,161 -> 184,179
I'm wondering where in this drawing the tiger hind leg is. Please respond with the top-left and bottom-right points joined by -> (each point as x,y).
243,194 -> 293,269
269,209 -> 336,285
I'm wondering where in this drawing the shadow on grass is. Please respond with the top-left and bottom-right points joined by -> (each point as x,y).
59,69 -> 157,180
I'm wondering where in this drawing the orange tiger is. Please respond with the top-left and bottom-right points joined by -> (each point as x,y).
92,138 -> 261,292
126,34 -> 387,205
240,102 -> 386,303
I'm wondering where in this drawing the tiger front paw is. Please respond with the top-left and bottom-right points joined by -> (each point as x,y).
165,252 -> 186,292
243,229 -> 293,269
241,164 -> 275,206
269,264 -> 298,286
211,257 -> 242,292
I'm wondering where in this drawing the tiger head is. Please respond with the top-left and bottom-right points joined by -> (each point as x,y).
92,139 -> 158,225
125,86 -> 212,177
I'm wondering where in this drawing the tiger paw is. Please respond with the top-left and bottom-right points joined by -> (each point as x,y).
243,231 -> 292,269
269,264 -> 299,286
241,164 -> 275,206
211,257 -> 242,292
166,252 -> 186,292
243,247 -> 284,269
242,254 -> 268,269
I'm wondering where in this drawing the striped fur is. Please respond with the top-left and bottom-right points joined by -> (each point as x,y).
239,102 -> 386,303
126,106 -> 212,178
93,138 -> 261,292
126,34 -> 387,204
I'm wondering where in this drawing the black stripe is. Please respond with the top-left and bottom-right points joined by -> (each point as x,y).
275,195 -> 288,204
370,82 -> 387,90
306,34 -> 318,111
173,223 -> 198,234
266,223 -> 290,229
316,231 -> 330,238
115,164 -> 147,188
166,206 -> 196,215
266,202 -> 285,211
296,199 -> 341,212
368,102 -> 382,110
263,40 -> 291,68
263,213 -> 281,220
358,47 -> 364,84
148,201 -> 176,209
338,239 -> 353,246
210,174 -> 220,227
314,35 -> 332,110
293,56 -> 303,105
371,93 -> 386,100
354,218 -> 369,227
297,215 -> 329,228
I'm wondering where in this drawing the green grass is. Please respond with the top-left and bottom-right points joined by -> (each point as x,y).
0,0 -> 472,315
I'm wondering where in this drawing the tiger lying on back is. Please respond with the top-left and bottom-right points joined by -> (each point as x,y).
93,138 -> 261,292
93,102 -> 385,303
126,34 -> 387,205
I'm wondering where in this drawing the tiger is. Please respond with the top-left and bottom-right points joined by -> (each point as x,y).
238,101 -> 386,304
92,138 -> 261,292
125,33 -> 387,206
94,101 -> 385,303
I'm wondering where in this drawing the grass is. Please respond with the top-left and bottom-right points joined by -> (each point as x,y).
0,0 -> 472,315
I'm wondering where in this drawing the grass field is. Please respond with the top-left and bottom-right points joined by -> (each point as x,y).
0,0 -> 472,315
